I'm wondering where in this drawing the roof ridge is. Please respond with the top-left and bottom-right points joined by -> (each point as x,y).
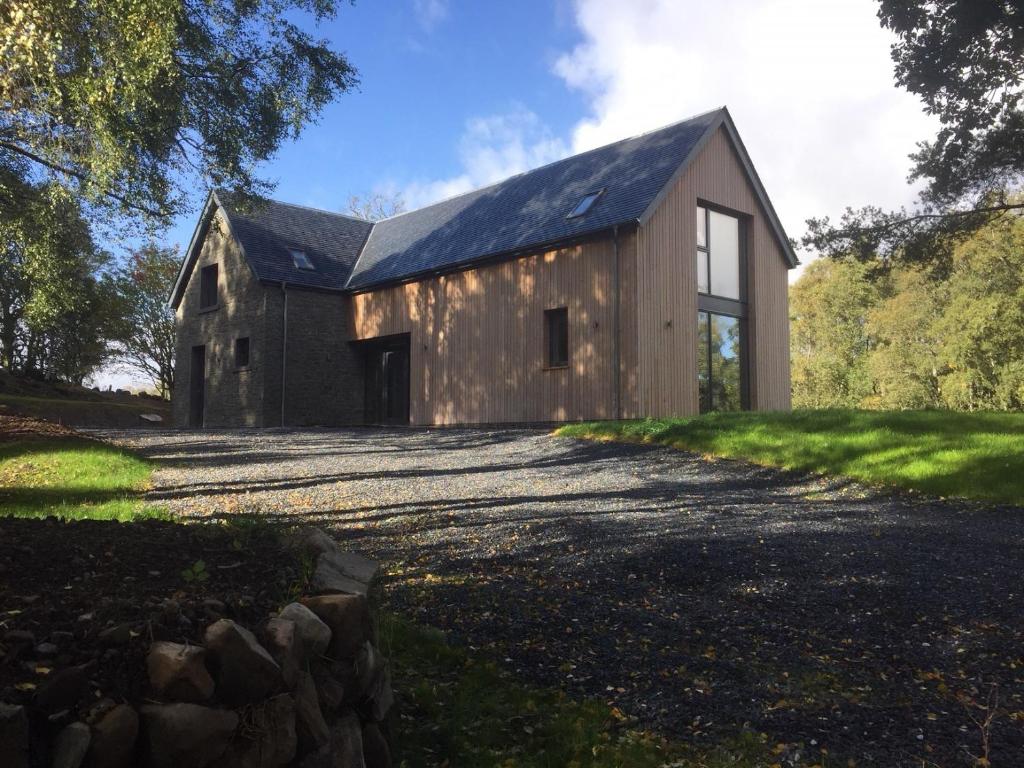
370,107 -> 726,225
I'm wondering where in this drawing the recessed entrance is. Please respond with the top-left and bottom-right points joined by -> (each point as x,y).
359,334 -> 410,425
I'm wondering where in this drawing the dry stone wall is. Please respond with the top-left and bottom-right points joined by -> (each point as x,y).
1,528 -> 393,768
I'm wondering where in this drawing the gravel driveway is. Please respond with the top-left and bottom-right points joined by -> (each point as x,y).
109,427 -> 1024,766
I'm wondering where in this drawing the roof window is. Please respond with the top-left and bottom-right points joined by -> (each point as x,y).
566,189 -> 604,219
289,248 -> 315,270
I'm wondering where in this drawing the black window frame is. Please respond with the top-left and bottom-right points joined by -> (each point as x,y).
289,248 -> 315,271
696,203 -> 747,305
199,264 -> 219,310
234,336 -> 250,369
697,310 -> 748,413
544,307 -> 569,369
566,189 -> 604,219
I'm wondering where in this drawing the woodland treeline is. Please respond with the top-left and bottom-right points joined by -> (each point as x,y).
791,209 -> 1024,412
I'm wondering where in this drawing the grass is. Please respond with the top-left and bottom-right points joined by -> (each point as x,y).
380,613 -> 783,768
0,437 -> 163,521
0,394 -> 169,428
556,409 -> 1024,506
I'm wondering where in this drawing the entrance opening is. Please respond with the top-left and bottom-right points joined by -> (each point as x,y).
189,345 -> 206,427
360,335 -> 410,425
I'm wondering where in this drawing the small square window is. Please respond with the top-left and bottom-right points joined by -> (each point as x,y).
566,189 -> 604,219
199,264 -> 218,309
289,248 -> 315,270
544,307 -> 569,368
235,337 -> 250,368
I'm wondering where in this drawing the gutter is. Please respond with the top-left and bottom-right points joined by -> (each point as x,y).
280,281 -> 288,427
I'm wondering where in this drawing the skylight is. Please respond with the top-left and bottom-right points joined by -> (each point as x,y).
566,189 -> 604,219
289,248 -> 315,270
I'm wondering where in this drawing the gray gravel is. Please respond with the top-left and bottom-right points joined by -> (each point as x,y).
105,426 -> 1024,766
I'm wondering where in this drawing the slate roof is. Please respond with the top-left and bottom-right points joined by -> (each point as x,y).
348,109 -> 721,289
171,107 -> 795,307
218,196 -> 372,291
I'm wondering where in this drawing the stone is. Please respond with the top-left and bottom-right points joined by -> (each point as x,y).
262,618 -> 303,690
36,665 -> 88,716
290,527 -> 339,559
352,642 -> 384,700
299,713 -> 364,768
278,603 -> 331,658
52,721 -> 91,768
365,665 -> 393,723
361,723 -> 391,768
299,595 -> 372,660
140,703 -> 237,768
35,641 -> 59,657
147,641 -> 215,702
309,551 -> 379,597
0,703 -> 29,768
88,703 -> 139,768
4,629 -> 35,645
98,623 -> 132,646
215,694 -> 296,768
310,660 -> 347,711
204,619 -> 284,706
293,671 -> 329,754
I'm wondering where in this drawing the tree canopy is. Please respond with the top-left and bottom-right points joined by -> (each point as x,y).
805,0 -> 1024,268
1,0 -> 358,224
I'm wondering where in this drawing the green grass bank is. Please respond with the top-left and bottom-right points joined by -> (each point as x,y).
556,409 -> 1024,506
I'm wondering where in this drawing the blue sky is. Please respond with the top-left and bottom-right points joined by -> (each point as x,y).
103,0 -> 936,390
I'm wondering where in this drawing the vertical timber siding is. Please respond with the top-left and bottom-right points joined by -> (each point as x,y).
350,232 -> 639,426
636,126 -> 792,416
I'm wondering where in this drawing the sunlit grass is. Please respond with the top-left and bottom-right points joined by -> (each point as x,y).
556,409 -> 1024,506
0,438 -> 164,520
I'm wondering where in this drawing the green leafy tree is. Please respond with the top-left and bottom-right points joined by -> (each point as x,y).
790,258 -> 879,408
804,1 -> 1024,269
866,268 -> 945,409
0,0 -> 358,223
111,245 -> 179,398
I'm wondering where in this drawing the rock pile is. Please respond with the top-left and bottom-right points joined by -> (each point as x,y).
1,528 -> 392,768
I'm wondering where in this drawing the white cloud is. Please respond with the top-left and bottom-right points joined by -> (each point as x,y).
397,108 -> 569,210
413,0 -> 449,31
388,1 -> 936,276
554,0 -> 937,273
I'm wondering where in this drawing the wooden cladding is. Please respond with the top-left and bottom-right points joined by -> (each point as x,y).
635,125 -> 791,417
349,125 -> 791,426
350,233 -> 639,426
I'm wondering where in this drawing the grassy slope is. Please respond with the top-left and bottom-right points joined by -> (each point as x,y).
0,394 -> 170,428
556,409 -> 1024,506
0,437 -> 162,520
382,614 -> 776,768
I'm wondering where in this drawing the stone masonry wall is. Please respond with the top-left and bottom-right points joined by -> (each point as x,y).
172,210 -> 269,428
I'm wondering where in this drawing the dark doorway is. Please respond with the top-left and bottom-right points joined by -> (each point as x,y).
361,335 -> 410,425
189,345 -> 206,428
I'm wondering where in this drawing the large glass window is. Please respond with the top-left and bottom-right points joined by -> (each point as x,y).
698,311 -> 742,412
696,206 -> 741,300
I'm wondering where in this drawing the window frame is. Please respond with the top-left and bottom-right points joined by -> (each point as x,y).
234,336 -> 251,370
543,307 -> 570,369
199,264 -> 219,310
289,248 -> 315,271
696,203 -> 747,307
566,189 -> 605,219
697,310 -> 748,413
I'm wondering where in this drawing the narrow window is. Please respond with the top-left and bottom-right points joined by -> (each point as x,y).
698,311 -> 743,412
235,337 -> 250,368
567,189 -> 604,219
696,206 -> 742,300
199,264 -> 218,309
289,248 -> 315,270
544,307 -> 569,367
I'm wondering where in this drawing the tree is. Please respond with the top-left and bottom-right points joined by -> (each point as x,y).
1,0 -> 358,224
110,245 -> 179,399
804,1 -> 1024,268
347,192 -> 406,222
790,258 -> 879,408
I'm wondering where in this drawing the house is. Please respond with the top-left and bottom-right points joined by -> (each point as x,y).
168,107 -> 797,428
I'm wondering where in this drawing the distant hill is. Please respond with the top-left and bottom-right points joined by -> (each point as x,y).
0,369 -> 171,428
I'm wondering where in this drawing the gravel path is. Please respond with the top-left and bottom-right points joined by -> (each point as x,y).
107,427 -> 1024,766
